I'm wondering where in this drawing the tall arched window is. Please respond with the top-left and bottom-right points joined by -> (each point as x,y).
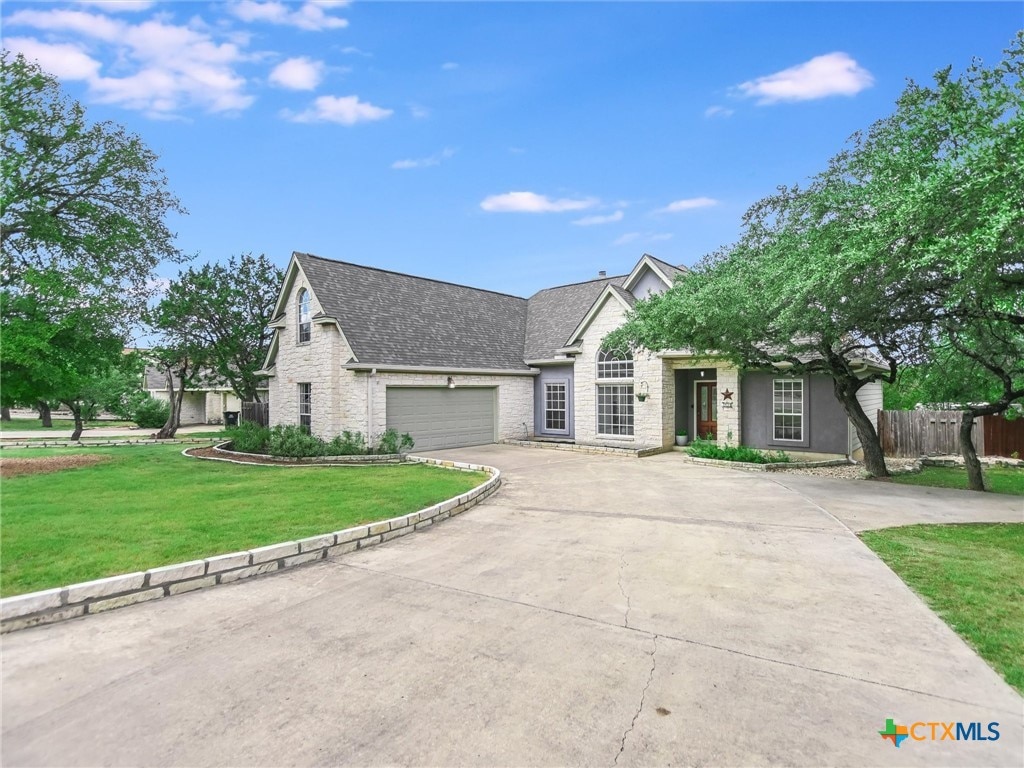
297,289 -> 311,343
596,348 -> 634,436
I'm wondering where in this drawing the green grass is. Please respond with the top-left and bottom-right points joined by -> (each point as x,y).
0,417 -> 136,432
1,444 -> 486,596
892,465 -> 1024,496
861,523 -> 1024,694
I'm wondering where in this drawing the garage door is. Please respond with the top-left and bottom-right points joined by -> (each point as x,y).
385,387 -> 497,451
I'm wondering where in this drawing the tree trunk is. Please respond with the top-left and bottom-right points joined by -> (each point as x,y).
65,402 -> 84,441
832,377 -> 890,478
37,400 -> 52,427
155,376 -> 184,439
960,411 -> 987,492
1,407 -> 10,421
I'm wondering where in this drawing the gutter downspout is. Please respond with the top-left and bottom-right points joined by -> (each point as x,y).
367,368 -> 376,438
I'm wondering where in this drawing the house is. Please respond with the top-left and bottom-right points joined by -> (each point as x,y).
259,252 -> 883,458
144,366 -> 270,425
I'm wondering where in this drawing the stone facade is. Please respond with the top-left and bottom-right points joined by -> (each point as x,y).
573,296 -> 666,448
269,266 -> 353,437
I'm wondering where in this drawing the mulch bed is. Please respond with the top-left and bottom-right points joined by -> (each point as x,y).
1,454 -> 110,479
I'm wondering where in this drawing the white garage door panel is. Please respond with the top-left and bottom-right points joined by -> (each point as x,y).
386,387 -> 497,450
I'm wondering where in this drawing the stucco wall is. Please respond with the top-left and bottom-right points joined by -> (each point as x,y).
740,372 -> 849,455
631,267 -> 668,300
573,297 -> 665,448
268,267 -> 352,438
533,365 -> 575,438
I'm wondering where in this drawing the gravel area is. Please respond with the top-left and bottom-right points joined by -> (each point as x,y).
775,457 -> 919,480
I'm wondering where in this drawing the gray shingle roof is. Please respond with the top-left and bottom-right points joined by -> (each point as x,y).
295,253 -> 530,370
644,253 -> 688,283
523,276 -> 627,360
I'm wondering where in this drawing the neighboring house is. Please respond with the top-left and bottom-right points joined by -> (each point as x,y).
144,366 -> 269,425
260,251 -> 884,458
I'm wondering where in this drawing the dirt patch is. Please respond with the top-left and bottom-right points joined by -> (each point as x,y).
1,454 -> 110,479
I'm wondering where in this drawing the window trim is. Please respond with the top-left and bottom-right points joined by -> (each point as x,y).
596,348 -> 634,380
298,382 -> 312,431
297,289 -> 311,344
772,377 -> 805,443
542,379 -> 570,436
596,383 -> 635,438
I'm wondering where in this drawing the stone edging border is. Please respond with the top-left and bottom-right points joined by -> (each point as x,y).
0,456 -> 500,633
0,437 -> 223,449
676,454 -> 853,473
500,438 -> 669,458
202,441 -> 406,464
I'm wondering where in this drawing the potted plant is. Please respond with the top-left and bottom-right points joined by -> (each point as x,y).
675,429 -> 689,447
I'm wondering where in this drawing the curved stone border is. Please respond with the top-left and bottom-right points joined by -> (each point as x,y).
0,456 -> 500,633
0,437 -> 223,450
196,441 -> 407,465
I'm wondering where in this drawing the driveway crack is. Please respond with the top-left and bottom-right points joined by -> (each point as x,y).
614,634 -> 657,766
617,553 -> 631,629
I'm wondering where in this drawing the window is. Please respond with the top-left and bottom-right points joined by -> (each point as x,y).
297,289 -> 311,343
597,384 -> 634,436
544,382 -> 568,433
597,348 -> 633,379
298,383 -> 312,431
773,379 -> 803,441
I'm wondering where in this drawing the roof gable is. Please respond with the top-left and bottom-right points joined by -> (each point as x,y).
622,253 -> 688,293
563,283 -> 636,348
523,274 -> 626,360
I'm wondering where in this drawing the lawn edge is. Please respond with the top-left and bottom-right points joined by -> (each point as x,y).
0,455 -> 500,633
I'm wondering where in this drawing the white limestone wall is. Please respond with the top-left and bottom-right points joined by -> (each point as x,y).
665,358 -> 742,448
573,298 -> 666,448
268,268 -> 350,438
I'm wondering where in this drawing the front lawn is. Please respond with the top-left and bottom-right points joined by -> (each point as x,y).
892,465 -> 1024,496
861,523 -> 1024,694
1,445 -> 486,596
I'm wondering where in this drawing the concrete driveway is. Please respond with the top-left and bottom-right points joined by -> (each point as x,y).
2,445 -> 1021,767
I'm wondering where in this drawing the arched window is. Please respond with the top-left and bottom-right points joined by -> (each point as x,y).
597,348 -> 633,379
297,289 -> 311,343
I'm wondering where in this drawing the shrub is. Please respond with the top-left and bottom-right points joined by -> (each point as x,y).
133,396 -> 170,429
228,422 -> 271,453
375,428 -> 414,454
267,424 -> 326,458
327,430 -> 368,456
687,439 -> 790,464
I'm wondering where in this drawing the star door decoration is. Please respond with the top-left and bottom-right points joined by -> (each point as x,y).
721,388 -> 734,409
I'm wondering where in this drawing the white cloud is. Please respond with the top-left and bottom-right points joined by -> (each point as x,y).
508,146 -> 526,154
284,94 -> 392,125
704,105 -> 734,118
572,210 -> 624,226
480,191 -> 598,214
339,46 -> 371,56
441,61 -> 458,71
654,197 -> 718,214
269,56 -> 324,90
7,10 -> 255,117
230,1 -> 349,31
391,147 -> 456,170
409,103 -> 430,119
74,1 -> 154,11
613,232 -> 673,247
3,37 -> 101,80
737,52 -> 873,105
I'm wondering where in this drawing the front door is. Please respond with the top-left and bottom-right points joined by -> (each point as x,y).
696,381 -> 718,440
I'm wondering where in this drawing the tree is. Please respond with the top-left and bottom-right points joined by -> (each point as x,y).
1,53 -> 186,313
156,253 -> 282,403
1,53 -> 189,433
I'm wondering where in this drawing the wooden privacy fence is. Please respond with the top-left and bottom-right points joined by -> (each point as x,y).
983,413 -> 1024,458
878,410 -> 983,458
240,401 -> 269,427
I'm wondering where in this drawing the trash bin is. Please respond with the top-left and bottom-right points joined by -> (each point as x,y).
223,411 -> 239,427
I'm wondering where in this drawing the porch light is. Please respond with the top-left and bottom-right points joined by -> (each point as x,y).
447,376 -> 455,389
699,370 -> 705,377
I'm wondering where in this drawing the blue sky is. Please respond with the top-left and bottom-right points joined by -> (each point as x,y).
3,1 -> 1020,297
